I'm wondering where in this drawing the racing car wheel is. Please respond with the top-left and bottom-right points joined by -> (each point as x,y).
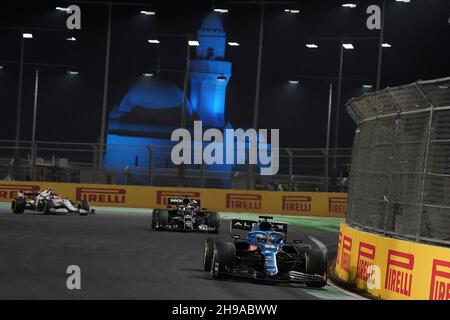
306,247 -> 328,288
203,237 -> 216,271
78,200 -> 90,211
152,210 -> 169,230
207,212 -> 220,234
11,198 -> 26,214
211,241 -> 235,279
43,200 -> 56,215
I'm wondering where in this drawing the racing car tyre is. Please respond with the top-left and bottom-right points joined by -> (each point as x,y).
306,247 -> 328,288
207,212 -> 220,234
154,210 -> 169,230
11,198 -> 25,214
203,237 -> 216,271
78,200 -> 90,210
151,210 -> 157,230
43,200 -> 56,215
211,241 -> 235,279
78,200 -> 90,216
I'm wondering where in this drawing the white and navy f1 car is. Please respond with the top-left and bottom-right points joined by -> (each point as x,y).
203,216 -> 328,287
11,188 -> 94,216
151,197 -> 220,233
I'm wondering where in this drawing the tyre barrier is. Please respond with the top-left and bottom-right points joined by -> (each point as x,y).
335,223 -> 450,300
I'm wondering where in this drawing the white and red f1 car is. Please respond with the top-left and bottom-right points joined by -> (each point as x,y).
11,188 -> 94,216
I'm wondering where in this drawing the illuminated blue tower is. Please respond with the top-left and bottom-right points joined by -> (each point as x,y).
189,12 -> 232,128
103,12 -> 237,185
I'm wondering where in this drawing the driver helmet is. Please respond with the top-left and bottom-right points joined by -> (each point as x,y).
259,220 -> 273,231
186,200 -> 198,209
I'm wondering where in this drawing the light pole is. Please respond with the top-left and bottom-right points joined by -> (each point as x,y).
31,68 -> 39,181
65,1 -> 156,167
146,34 -> 200,130
305,37 -> 377,168
146,34 -> 199,186
0,25 -> 71,179
325,83 -> 333,192
0,26 -> 68,150
288,75 -> 370,190
225,0 -> 299,189
27,64 -> 77,180
333,40 -> 345,171
252,2 -> 265,131
15,33 -> 26,151
99,3 -> 112,167
0,60 -> 78,179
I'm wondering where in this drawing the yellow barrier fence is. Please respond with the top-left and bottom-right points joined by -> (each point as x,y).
0,181 -> 347,218
335,223 -> 450,300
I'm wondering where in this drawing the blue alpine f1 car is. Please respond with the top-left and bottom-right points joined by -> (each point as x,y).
203,216 -> 327,287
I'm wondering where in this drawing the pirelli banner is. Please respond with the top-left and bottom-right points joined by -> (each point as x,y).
0,181 -> 347,218
335,223 -> 450,300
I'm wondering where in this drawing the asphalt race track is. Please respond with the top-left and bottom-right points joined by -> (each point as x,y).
0,205 -> 361,300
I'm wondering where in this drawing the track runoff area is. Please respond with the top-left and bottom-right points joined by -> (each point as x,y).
0,203 -> 365,301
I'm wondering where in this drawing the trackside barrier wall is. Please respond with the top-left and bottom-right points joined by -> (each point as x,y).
335,223 -> 450,300
0,181 -> 346,218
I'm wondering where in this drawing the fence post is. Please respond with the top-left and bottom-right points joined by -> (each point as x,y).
360,117 -> 380,231
415,83 -> 436,242
200,162 -> 205,188
382,109 -> 401,235
146,146 -> 153,186
124,166 -> 130,185
92,144 -> 98,184
31,142 -> 37,181
286,149 -> 293,191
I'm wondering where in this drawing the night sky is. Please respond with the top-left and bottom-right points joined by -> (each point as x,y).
0,0 -> 449,148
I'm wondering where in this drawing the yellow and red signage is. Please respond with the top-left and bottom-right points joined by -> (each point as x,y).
335,223 -> 450,300
0,181 -> 347,218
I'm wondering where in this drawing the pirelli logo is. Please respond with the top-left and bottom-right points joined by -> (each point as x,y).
281,196 -> 311,213
225,193 -> 262,210
340,235 -> 352,273
156,190 -> 200,205
429,259 -> 450,300
336,232 -> 342,266
384,250 -> 414,297
356,242 -> 376,282
0,184 -> 40,200
76,187 -> 126,204
329,197 -> 347,214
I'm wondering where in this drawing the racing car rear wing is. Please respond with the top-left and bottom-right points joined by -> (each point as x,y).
20,190 -> 40,198
230,219 -> 255,231
230,219 -> 288,235
166,198 -> 201,207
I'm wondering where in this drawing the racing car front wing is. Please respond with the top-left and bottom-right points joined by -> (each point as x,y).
220,267 -> 326,285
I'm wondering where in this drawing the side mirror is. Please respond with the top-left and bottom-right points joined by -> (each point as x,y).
231,234 -> 240,240
293,239 -> 303,244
